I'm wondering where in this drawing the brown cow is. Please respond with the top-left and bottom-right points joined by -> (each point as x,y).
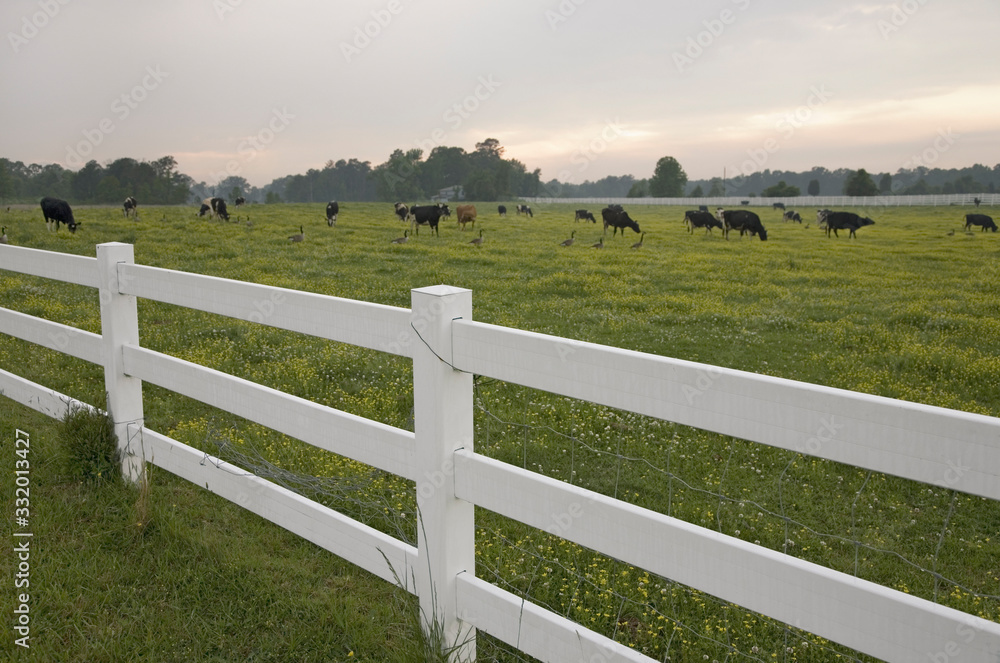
456,204 -> 477,231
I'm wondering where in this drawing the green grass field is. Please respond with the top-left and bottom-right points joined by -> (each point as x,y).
1,202 -> 999,661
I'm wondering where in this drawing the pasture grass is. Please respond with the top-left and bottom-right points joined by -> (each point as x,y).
1,201 -> 999,660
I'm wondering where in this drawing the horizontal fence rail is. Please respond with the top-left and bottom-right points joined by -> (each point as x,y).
118,263 -> 412,357
520,193 -> 1000,208
451,320 -> 1000,502
2,241 -> 1000,663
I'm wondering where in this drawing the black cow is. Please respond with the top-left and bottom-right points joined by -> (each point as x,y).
716,208 -> 767,240
235,196 -> 246,207
684,210 -> 724,234
498,205 -> 507,217
407,204 -> 449,236
698,205 -> 709,213
824,211 -> 874,238
965,213 -> 997,232
772,202 -> 785,210
326,200 -> 339,227
601,206 -> 641,237
575,209 -> 597,223
40,197 -> 78,233
516,204 -> 533,217
199,197 -> 230,221
783,210 -> 802,223
122,196 -> 138,218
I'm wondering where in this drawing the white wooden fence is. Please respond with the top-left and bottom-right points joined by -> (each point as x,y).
521,193 -> 1000,208
2,241 -> 1000,663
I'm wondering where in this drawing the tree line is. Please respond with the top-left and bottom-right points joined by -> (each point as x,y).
3,148 -> 997,206
0,156 -> 192,205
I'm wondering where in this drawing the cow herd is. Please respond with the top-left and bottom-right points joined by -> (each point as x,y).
15,197 -> 998,249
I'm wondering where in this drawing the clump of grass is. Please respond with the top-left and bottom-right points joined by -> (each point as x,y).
62,404 -> 121,484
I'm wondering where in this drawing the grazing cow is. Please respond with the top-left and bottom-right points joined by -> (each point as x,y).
965,213 -> 997,232
740,200 -> 750,205
783,210 -> 802,223
235,196 -> 246,207
716,208 -> 767,240
516,204 -> 533,217
816,209 -> 832,228
199,197 -> 230,221
601,206 -> 641,237
393,202 -> 409,222
974,197 -> 982,207
772,202 -> 785,211
823,211 -> 875,238
40,197 -> 78,233
575,209 -> 597,223
456,204 -> 477,230
683,210 -> 724,234
406,204 -> 449,236
498,204 -> 507,217
698,205 -> 709,213
122,196 -> 138,218
326,200 -> 340,227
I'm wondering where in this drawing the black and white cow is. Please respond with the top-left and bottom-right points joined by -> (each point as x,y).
235,196 -> 246,207
772,202 -> 785,211
393,202 -> 409,222
122,196 -> 138,218
601,206 -> 641,236
516,204 -> 533,217
498,204 -> 507,217
684,210 -> 724,234
965,213 -> 997,232
783,210 -> 802,223
816,209 -> 833,228
575,209 -> 597,223
40,197 -> 78,233
326,200 -> 339,227
823,211 -> 874,238
199,197 -> 230,221
406,204 -> 450,236
716,208 -> 767,240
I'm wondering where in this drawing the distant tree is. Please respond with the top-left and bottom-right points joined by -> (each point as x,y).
463,169 -> 498,201
627,179 -> 648,198
843,169 -> 878,196
807,179 -> 820,196
71,160 -> 105,202
761,180 -> 800,197
474,138 -> 504,159
879,173 -> 893,194
648,156 -> 687,197
265,191 -> 282,203
707,178 -> 725,197
96,175 -> 125,203
689,184 -> 704,197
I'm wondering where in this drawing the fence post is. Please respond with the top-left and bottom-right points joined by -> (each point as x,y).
97,242 -> 145,484
411,285 -> 476,661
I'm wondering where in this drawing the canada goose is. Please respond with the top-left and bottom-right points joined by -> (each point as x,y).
470,229 -> 484,246
288,225 -> 304,242
560,231 -> 576,247
631,232 -> 645,249
0,226 -> 7,244
391,230 -> 409,244
591,236 -> 604,249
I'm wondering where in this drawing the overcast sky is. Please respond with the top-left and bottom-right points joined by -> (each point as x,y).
3,1 -> 998,188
